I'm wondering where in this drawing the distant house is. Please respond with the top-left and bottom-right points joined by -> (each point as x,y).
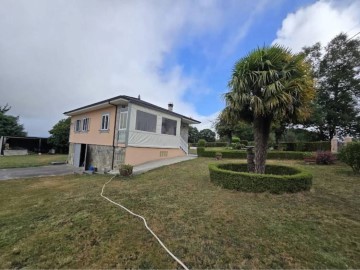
64,95 -> 200,171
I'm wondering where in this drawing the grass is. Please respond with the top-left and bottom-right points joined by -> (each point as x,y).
0,154 -> 68,169
0,158 -> 359,268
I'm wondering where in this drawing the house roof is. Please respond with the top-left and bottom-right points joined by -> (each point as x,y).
64,95 -> 201,124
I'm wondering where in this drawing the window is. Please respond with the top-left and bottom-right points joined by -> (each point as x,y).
82,118 -> 90,131
161,117 -> 177,135
75,119 -> 81,132
101,114 -> 110,130
119,112 -> 128,130
135,110 -> 157,132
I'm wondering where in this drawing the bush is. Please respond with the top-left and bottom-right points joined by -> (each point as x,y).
119,164 -> 133,176
233,143 -> 245,150
240,140 -> 248,146
204,142 -> 228,147
315,151 -> 336,165
209,163 -> 312,193
338,142 -> 360,174
279,141 -> 330,152
198,139 -> 206,147
197,148 -> 306,160
232,137 -> 240,143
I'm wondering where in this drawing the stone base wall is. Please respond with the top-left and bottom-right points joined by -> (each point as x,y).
86,144 -> 125,172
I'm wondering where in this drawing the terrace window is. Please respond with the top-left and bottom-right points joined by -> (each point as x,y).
135,110 -> 157,132
161,117 -> 177,136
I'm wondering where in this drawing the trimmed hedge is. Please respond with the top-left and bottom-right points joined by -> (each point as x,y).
209,163 -> 312,193
190,142 -> 228,147
279,141 -> 330,152
197,147 -> 307,160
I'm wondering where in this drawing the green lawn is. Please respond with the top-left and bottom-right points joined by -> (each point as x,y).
0,154 -> 68,169
0,158 -> 359,268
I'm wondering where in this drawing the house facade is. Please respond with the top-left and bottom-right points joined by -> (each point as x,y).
64,95 -> 200,171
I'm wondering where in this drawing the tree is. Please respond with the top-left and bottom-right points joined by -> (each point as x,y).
214,109 -> 235,145
198,128 -> 216,142
48,118 -> 71,153
225,45 -> 315,173
0,104 -> 27,137
188,126 -> 199,143
214,112 -> 254,144
302,33 -> 360,139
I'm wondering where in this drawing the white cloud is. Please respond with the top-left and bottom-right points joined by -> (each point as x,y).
0,0 -> 228,136
273,0 -> 360,52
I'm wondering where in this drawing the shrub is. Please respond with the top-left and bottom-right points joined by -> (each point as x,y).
338,142 -> 360,174
240,140 -> 248,146
197,148 -> 307,160
233,143 -> 245,150
198,139 -> 206,147
205,142 -> 227,147
119,164 -> 133,176
315,151 -> 336,165
232,137 -> 240,143
279,141 -> 330,152
209,163 -> 312,193
215,152 -> 222,160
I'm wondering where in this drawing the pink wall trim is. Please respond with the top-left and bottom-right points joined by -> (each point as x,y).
125,147 -> 185,165
69,106 -> 116,146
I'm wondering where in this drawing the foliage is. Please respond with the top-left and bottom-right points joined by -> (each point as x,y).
209,163 -> 312,193
233,143 -> 245,150
225,45 -> 315,173
204,142 -> 227,147
198,129 -> 216,142
0,104 -> 27,137
302,33 -> 360,139
338,142 -> 360,174
240,140 -> 248,146
214,110 -> 234,145
48,118 -> 71,153
232,136 -> 240,143
119,164 -> 133,176
197,147 -> 307,160
188,126 -> 199,143
197,139 -> 206,147
315,151 -> 336,165
214,111 -> 254,143
279,141 -> 330,152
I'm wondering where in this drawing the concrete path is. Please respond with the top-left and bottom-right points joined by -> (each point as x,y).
109,155 -> 197,175
133,155 -> 197,175
0,155 -> 198,180
0,165 -> 82,181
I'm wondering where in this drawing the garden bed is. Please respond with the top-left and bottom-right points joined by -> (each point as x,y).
209,163 -> 312,193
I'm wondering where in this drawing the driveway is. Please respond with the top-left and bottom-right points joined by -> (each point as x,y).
0,165 -> 82,181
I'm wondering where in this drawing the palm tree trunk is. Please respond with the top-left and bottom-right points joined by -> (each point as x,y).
253,117 -> 271,174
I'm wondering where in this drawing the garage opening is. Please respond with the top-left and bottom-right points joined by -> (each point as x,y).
73,143 -> 87,167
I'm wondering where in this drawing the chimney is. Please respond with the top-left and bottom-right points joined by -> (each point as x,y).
138,94 -> 141,100
168,102 -> 173,111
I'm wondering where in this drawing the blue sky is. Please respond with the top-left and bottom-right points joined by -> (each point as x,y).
0,0 -> 359,136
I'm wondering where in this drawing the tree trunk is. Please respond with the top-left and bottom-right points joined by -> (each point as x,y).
253,117 -> 271,174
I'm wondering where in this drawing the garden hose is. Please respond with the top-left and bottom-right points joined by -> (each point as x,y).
101,176 -> 189,270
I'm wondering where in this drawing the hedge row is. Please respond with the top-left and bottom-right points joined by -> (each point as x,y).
209,163 -> 312,193
278,141 -> 330,152
189,142 -> 228,147
197,147 -> 307,160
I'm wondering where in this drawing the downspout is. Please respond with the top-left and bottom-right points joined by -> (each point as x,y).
109,101 -> 118,170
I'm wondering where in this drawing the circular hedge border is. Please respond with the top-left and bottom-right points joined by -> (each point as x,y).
209,163 -> 312,194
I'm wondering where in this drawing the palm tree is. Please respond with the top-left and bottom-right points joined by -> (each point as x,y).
224,45 -> 315,174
